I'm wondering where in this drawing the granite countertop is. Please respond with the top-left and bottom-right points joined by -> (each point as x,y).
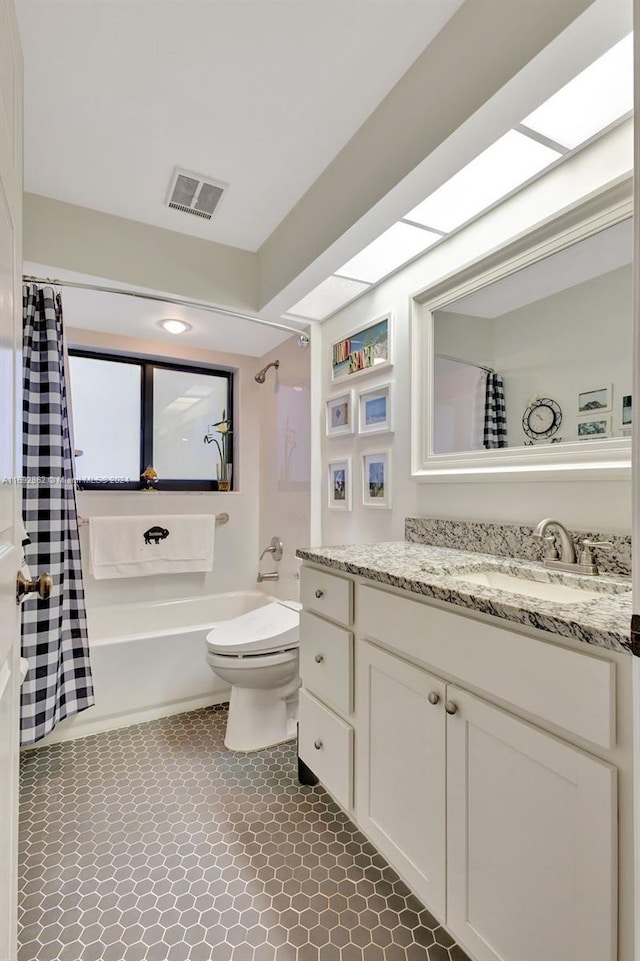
296,541 -> 634,655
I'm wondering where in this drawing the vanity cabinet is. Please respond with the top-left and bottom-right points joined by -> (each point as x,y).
299,564 -> 624,961
298,568 -> 355,809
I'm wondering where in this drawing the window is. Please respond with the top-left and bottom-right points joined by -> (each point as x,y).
69,351 -> 234,490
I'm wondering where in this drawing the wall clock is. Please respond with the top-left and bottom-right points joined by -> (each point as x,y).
522,398 -> 562,440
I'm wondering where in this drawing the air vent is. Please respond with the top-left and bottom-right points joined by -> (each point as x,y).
166,167 -> 226,220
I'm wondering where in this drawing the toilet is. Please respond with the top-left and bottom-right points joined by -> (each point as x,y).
206,599 -> 301,752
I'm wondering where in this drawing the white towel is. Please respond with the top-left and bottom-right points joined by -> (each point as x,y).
89,514 -> 216,580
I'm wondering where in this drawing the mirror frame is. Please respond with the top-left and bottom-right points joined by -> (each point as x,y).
410,179 -> 633,483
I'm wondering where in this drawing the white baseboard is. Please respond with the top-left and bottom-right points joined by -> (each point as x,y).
22,691 -> 230,750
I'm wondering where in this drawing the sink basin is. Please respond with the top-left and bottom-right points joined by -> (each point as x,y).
449,569 -> 604,604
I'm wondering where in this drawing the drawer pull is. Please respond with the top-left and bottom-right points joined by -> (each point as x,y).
315,589 -> 324,598
313,739 -> 323,750
428,691 -> 440,705
315,654 -> 324,663
445,700 -> 459,716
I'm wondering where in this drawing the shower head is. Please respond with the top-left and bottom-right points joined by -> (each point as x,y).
255,360 -> 280,384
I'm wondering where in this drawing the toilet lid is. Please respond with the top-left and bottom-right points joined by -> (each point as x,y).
206,601 -> 300,656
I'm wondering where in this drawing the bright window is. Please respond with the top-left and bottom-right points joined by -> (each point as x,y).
69,351 -> 234,490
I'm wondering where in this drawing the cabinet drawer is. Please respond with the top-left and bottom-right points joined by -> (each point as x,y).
298,690 -> 353,809
358,585 -> 615,750
301,567 -> 353,626
300,611 -> 353,716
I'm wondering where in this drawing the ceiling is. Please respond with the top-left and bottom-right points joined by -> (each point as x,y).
16,0 -> 463,252
439,218 -> 633,319
24,262 -> 299,357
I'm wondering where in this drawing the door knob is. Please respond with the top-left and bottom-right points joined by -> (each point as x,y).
315,654 -> 324,663
428,691 -> 440,705
444,700 -> 459,716
315,589 -> 324,598
16,571 -> 53,605
313,739 -> 323,750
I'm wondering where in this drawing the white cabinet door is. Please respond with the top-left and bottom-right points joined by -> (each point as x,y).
356,641 -> 446,920
0,2 -> 22,958
446,686 -> 617,961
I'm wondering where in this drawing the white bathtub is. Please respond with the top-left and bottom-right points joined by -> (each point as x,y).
32,591 -> 275,747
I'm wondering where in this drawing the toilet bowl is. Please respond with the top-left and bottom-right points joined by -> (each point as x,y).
206,599 -> 301,752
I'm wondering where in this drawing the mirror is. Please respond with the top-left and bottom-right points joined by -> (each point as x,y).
411,184 -> 633,480
433,219 -> 632,454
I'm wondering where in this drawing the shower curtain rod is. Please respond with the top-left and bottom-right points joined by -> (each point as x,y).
22,274 -> 309,339
436,352 -> 494,374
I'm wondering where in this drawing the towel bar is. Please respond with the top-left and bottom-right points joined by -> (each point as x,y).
78,512 -> 229,527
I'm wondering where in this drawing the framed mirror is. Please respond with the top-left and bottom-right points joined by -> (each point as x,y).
411,181 -> 632,481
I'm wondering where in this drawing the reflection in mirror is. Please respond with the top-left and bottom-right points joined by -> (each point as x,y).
432,218 -> 632,455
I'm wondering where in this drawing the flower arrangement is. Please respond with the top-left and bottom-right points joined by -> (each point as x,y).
204,411 -> 233,490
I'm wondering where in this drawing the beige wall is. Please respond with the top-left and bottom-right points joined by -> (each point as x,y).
25,194 -> 258,310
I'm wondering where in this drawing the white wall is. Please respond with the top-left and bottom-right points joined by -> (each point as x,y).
318,123 -> 634,547
257,336 -> 311,601
68,327 -> 262,608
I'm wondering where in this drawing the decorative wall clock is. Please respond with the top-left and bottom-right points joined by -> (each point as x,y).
522,398 -> 562,440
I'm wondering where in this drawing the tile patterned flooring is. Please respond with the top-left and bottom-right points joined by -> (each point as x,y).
18,704 -> 470,961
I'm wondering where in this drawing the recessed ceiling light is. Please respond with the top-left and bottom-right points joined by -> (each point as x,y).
157,318 -> 192,335
521,34 -> 633,150
334,222 -> 440,284
289,276 -> 370,321
405,130 -> 561,233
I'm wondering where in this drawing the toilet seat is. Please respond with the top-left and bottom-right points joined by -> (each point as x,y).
206,600 -> 300,657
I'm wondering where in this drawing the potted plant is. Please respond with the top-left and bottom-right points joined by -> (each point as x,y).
204,411 -> 233,491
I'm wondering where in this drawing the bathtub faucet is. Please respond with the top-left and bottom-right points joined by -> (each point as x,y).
257,571 -> 279,583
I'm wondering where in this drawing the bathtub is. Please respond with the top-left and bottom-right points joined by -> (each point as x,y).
32,591 -> 276,747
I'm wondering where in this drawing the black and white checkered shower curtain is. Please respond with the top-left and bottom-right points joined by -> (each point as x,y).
483,372 -> 508,449
21,284 -> 94,744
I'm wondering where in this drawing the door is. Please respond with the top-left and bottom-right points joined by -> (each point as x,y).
356,641 -> 446,920
0,1 -> 22,958
446,686 -> 617,961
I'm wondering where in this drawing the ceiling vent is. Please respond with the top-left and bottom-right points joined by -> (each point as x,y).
166,167 -> 227,220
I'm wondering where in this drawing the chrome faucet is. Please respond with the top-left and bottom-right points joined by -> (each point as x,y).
532,518 -> 612,575
258,536 -> 283,583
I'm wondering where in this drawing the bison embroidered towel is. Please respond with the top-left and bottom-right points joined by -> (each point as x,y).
88,514 -> 216,579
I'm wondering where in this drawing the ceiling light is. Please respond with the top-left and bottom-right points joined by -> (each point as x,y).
521,34 -> 633,150
289,276 -> 370,321
157,318 -> 192,335
405,130 -> 561,233
334,222 -> 440,284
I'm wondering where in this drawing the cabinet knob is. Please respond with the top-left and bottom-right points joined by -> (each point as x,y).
315,654 -> 324,663
444,700 -> 458,716
315,589 -> 324,598
428,691 -> 440,705
313,739 -> 323,750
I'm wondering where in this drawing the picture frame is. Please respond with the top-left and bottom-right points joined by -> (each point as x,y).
328,458 -> 352,511
622,394 -> 632,426
577,417 -> 611,439
326,390 -> 355,437
577,386 -> 612,415
358,382 -> 394,435
331,313 -> 392,383
361,449 -> 391,509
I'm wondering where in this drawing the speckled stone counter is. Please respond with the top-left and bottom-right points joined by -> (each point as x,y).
296,541 -> 633,655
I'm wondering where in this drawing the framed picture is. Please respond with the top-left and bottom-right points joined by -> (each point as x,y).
358,382 -> 393,435
326,390 -> 354,437
622,394 -> 632,426
331,313 -> 392,383
328,458 -> 352,511
577,417 -> 611,439
577,386 -> 612,415
361,450 -> 391,509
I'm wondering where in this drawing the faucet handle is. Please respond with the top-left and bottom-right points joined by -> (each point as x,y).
531,533 -> 559,560
579,539 -> 613,567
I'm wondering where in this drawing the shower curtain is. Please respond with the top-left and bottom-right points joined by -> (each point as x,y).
483,372 -> 508,449
21,284 -> 94,744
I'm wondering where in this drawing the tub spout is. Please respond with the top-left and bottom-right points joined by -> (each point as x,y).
257,571 -> 279,583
